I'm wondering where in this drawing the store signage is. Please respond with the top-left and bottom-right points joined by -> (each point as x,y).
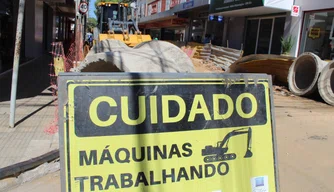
170,0 -> 179,8
198,12 -> 209,18
291,5 -> 300,17
150,2 -> 158,14
209,0 -> 263,13
218,16 -> 223,22
172,18 -> 188,25
209,15 -> 223,22
309,28 -> 321,39
183,0 -> 194,9
58,73 -> 279,192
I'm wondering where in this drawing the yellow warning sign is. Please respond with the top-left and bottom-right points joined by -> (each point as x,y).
58,74 -> 278,192
53,57 -> 65,76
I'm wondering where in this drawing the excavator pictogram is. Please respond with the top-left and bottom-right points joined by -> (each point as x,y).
201,127 -> 253,163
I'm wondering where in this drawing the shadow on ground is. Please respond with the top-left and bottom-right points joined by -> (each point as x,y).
0,54 -> 52,102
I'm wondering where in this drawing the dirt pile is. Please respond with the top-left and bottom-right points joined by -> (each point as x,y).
192,58 -> 224,73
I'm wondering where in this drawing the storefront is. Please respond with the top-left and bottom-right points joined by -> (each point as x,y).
0,0 -> 14,73
244,15 -> 286,55
138,0 -> 210,43
209,0 -> 292,52
279,0 -> 334,57
299,9 -> 334,60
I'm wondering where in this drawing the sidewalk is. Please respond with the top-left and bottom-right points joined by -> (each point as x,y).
0,88 -> 58,168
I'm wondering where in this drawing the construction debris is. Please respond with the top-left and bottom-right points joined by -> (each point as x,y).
210,45 -> 243,71
180,43 -> 242,71
193,44 -> 212,61
192,58 -> 224,73
273,86 -> 294,97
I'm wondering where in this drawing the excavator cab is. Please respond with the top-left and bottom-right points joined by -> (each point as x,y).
96,2 -> 151,47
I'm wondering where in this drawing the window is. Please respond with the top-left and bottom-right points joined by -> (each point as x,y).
158,0 -> 162,13
138,5 -> 141,17
300,10 -> 334,60
166,0 -> 171,10
141,4 -> 145,17
148,4 -> 152,16
244,16 -> 286,55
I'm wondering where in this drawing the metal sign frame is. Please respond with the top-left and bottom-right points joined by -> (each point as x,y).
58,73 -> 279,192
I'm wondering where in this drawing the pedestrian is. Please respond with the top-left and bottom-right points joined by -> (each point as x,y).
203,34 -> 211,44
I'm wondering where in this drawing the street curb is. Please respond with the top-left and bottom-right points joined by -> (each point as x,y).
0,150 -> 60,191
0,150 -> 59,180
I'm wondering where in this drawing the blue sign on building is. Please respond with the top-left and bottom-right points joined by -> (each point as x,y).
183,0 -> 194,9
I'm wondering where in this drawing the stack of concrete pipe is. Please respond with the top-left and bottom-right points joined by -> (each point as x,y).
288,52 -> 334,105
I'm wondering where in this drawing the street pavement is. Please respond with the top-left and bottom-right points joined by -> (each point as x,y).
0,54 -> 58,168
0,88 -> 58,168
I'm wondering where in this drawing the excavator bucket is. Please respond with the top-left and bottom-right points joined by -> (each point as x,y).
99,34 -> 124,42
98,33 -> 152,47
71,39 -> 195,73
244,149 -> 253,158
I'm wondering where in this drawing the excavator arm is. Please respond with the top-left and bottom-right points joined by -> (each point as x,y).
218,127 -> 252,158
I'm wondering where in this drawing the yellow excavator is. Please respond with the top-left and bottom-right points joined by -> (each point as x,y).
73,1 -> 195,73
95,1 -> 151,47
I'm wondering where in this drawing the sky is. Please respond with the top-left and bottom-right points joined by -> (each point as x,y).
88,0 -> 97,18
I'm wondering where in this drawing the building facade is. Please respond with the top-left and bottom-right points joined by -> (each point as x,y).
289,0 -> 334,60
0,0 -> 75,73
137,0 -> 224,44
210,0 -> 293,54
210,0 -> 334,58
138,0 -> 334,58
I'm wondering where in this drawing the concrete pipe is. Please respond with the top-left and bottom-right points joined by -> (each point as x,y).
318,61 -> 334,105
288,52 -> 328,96
72,40 -> 195,73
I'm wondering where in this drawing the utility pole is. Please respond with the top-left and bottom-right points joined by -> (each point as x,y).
9,0 -> 26,128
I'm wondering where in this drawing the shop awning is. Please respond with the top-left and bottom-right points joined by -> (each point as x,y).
139,18 -> 189,29
209,0 -> 293,17
139,0 -> 209,24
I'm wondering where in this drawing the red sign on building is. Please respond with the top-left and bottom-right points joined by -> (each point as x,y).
170,0 -> 179,8
148,1 -> 158,15
291,5 -> 300,17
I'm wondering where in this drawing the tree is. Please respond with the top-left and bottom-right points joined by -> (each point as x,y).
87,17 -> 98,32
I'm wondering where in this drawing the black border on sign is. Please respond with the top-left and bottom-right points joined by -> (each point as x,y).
65,105 -> 71,191
58,73 -> 279,192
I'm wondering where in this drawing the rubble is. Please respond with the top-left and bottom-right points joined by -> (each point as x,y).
192,58 -> 224,73
273,86 -> 294,97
